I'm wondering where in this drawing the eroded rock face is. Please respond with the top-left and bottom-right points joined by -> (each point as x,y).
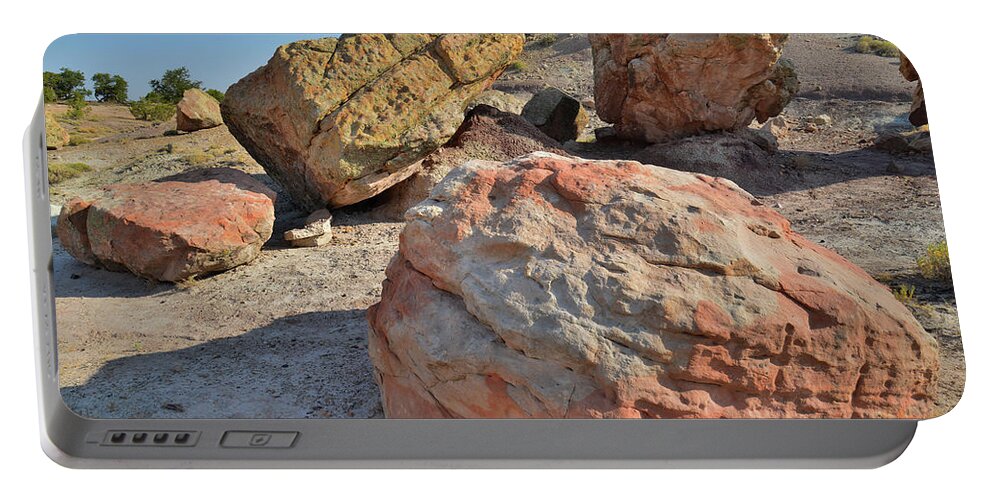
46,111 -> 69,150
368,153 -> 938,419
176,88 -> 223,132
589,34 -> 798,142
56,168 -> 275,282
899,52 -> 927,126
222,34 -> 524,210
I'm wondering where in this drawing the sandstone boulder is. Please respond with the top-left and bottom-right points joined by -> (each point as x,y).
284,209 -> 333,247
521,87 -> 589,142
176,88 -> 223,132
589,34 -> 798,142
368,153 -> 938,418
898,52 -> 927,126
46,111 -> 69,150
222,34 -> 525,210
56,168 -> 275,282
376,104 -> 567,220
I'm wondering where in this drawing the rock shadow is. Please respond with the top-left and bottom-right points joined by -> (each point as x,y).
566,136 -> 935,197
53,242 -> 173,299
61,310 -> 383,419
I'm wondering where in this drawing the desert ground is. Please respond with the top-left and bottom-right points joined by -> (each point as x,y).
50,34 -> 963,419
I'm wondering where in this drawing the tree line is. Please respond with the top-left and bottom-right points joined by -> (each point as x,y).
43,67 -> 225,121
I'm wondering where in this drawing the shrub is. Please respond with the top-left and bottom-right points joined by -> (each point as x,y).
129,98 -> 175,121
48,162 -> 91,184
64,94 -> 90,120
534,34 -> 558,47
917,240 -> 952,282
67,134 -> 91,146
507,60 -> 527,72
43,86 -> 57,103
205,89 -> 225,102
854,36 -> 901,58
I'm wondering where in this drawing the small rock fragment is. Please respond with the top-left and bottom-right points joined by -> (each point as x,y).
284,209 -> 334,247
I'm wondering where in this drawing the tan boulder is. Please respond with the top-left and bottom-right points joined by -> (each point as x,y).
56,168 -> 275,282
222,34 -> 524,210
589,34 -> 798,142
176,88 -> 223,132
368,153 -> 939,419
45,111 -> 70,150
899,52 -> 927,126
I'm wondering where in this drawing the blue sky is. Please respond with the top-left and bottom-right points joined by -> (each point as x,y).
44,34 -> 335,100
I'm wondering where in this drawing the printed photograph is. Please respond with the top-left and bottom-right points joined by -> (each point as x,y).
44,33 -> 962,419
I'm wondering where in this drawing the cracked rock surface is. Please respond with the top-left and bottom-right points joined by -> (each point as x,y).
367,153 -> 938,418
56,168 -> 276,282
590,34 -> 798,142
222,34 -> 524,210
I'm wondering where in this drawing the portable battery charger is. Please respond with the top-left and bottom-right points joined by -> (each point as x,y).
26,33 -> 962,467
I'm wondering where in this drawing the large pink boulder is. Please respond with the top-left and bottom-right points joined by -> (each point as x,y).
56,168 -> 275,282
589,34 -> 798,142
367,153 -> 939,419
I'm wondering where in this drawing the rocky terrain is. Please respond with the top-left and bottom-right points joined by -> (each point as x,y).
51,33 -> 962,419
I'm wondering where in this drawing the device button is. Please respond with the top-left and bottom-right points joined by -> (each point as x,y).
220,431 -> 298,448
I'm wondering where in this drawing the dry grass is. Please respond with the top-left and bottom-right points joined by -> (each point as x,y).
181,151 -> 213,166
893,283 -> 916,303
507,60 -> 528,72
854,36 -> 900,58
176,145 -> 230,167
48,162 -> 92,184
67,134 -> 91,146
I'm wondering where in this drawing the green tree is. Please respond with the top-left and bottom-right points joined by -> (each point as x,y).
43,86 -> 57,103
43,68 -> 91,101
148,67 -> 202,104
92,73 -> 129,103
205,89 -> 225,102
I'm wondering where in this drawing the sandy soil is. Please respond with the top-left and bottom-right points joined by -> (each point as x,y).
52,33 -> 963,420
